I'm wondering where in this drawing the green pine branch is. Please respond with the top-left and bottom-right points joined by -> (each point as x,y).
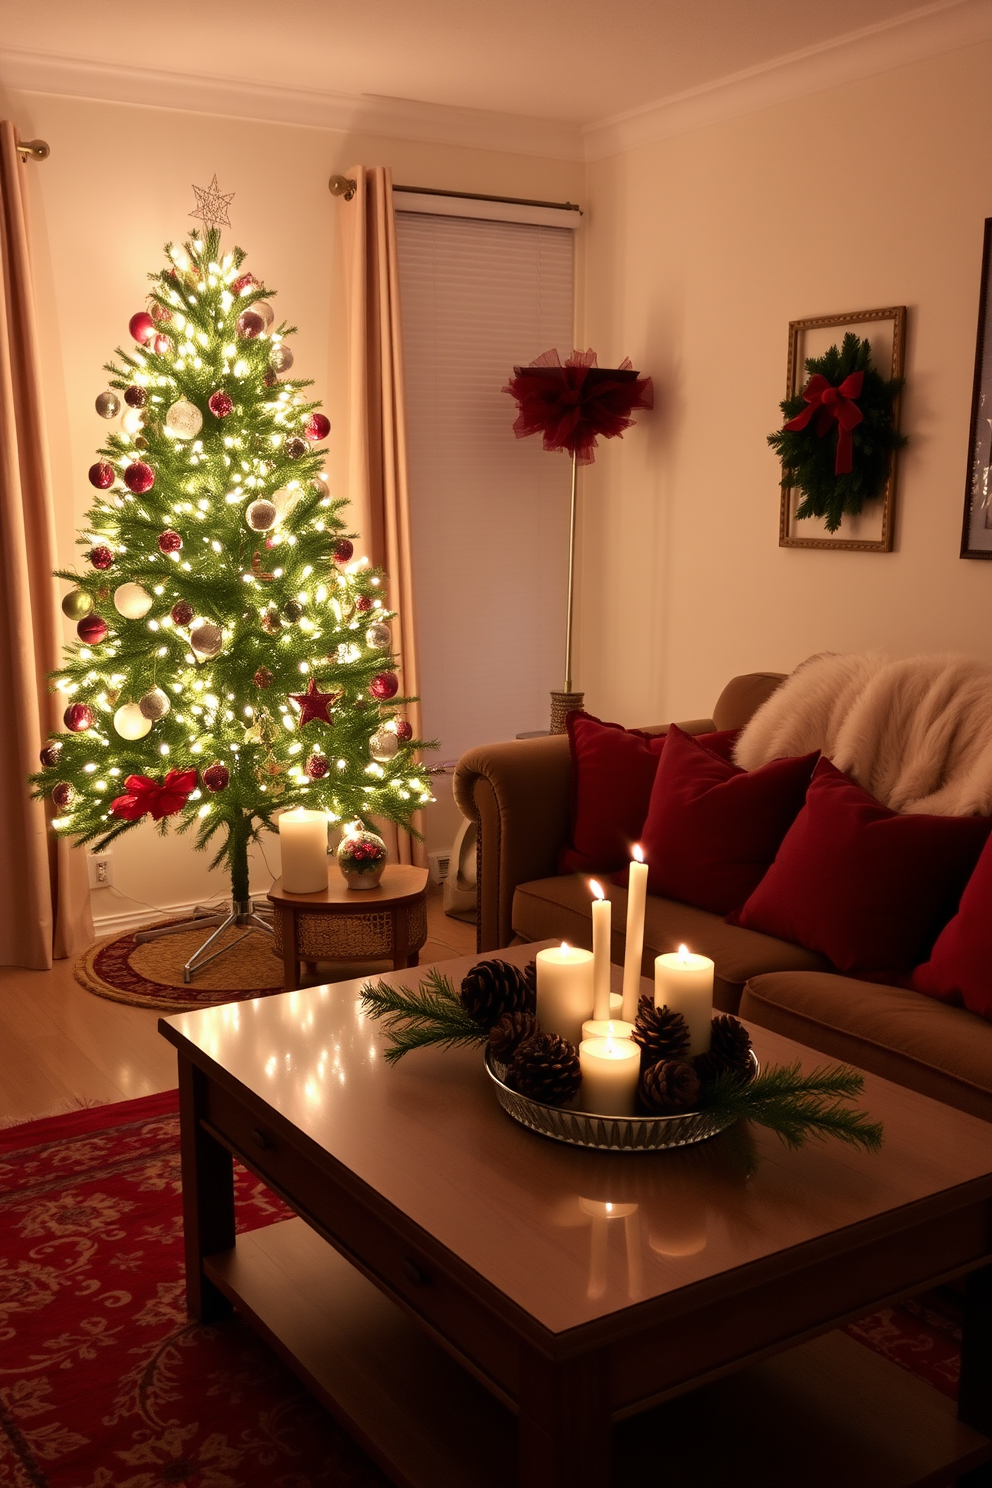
697,1061 -> 883,1152
360,967 -> 486,1063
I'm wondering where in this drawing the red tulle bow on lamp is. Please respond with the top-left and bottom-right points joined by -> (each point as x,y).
110,769 -> 199,822
503,348 -> 653,465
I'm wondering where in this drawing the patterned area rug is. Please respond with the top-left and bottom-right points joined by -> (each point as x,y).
74,919 -> 286,1013
0,1095 -> 963,1487
0,1091 -> 387,1488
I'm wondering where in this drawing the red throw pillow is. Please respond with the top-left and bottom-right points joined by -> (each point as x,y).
558,712 -> 738,874
627,725 -> 819,914
731,758 -> 992,975
912,833 -> 992,1017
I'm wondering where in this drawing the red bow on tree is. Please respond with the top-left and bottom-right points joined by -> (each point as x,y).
110,769 -> 199,822
503,349 -> 653,466
783,371 -> 864,475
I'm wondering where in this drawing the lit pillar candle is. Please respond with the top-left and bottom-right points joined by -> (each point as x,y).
620,844 -> 649,1022
589,880 -> 612,1019
536,943 -> 594,1047
582,1017 -> 634,1042
579,1035 -> 641,1115
654,944 -> 714,1056
278,808 -> 329,893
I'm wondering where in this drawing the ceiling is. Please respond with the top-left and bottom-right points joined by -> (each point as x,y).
0,0 -> 972,131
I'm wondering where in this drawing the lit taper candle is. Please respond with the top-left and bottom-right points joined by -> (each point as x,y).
620,844 -> 648,1022
589,880 -> 612,1020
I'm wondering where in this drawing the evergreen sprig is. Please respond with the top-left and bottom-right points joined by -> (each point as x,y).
361,968 -> 486,1063
697,1061 -> 883,1151
768,331 -> 906,532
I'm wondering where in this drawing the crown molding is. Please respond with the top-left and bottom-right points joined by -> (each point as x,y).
584,0 -> 992,161
0,46 -> 584,161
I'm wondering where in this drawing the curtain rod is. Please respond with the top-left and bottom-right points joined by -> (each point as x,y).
17,138 -> 50,161
329,174 -> 579,213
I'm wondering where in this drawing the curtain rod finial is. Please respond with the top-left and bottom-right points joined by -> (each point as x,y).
329,174 -> 357,201
17,138 -> 50,162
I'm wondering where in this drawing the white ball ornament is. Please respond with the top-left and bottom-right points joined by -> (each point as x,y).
113,582 -> 154,619
366,622 -> 391,650
121,406 -> 144,436
114,702 -> 153,740
269,344 -> 294,374
164,399 -> 204,439
369,727 -> 398,763
245,499 -> 277,532
190,620 -> 223,657
138,687 -> 171,720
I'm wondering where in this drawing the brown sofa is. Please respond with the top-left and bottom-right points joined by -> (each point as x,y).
453,672 -> 992,1123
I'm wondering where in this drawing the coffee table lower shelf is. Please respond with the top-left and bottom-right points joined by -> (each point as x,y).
206,1217 -> 990,1488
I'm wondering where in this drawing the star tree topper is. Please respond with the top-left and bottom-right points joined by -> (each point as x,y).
290,678 -> 342,728
190,174 -> 235,231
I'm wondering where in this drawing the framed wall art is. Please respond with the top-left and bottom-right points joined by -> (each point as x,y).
776,306 -> 906,552
961,218 -> 992,559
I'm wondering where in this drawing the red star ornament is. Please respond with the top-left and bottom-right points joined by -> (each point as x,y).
289,677 -> 339,728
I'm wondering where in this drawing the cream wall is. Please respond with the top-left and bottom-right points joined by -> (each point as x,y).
576,40 -> 992,726
2,85 -> 583,927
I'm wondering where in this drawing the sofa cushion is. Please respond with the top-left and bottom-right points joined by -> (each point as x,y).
740,970 -> 992,1123
512,874 -> 830,1014
631,725 -> 818,914
912,831 -> 992,1018
731,758 -> 992,975
558,712 -> 739,875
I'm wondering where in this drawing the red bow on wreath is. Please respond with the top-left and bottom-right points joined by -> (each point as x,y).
110,769 -> 198,822
783,371 -> 864,475
503,349 -> 653,466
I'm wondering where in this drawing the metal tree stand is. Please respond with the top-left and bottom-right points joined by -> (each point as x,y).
550,448 -> 584,733
133,899 -> 274,984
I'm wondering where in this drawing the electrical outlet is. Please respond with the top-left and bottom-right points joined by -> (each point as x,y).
87,851 -> 113,889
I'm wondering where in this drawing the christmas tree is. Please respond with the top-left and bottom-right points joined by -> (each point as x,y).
31,223 -> 433,914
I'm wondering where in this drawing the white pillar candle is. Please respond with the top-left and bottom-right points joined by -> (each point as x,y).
589,880 -> 612,1019
278,808 -> 329,893
579,1036 -> 641,1115
654,944 -> 714,1057
536,943 -> 594,1047
621,846 -> 649,1022
581,1018 -> 635,1042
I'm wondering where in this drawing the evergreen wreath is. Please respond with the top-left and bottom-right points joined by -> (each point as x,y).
768,331 -> 906,533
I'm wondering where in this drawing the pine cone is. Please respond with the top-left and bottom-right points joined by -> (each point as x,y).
504,1031 -> 581,1106
460,959 -> 531,1029
522,959 -> 537,1010
489,1011 -> 540,1064
640,1060 -> 701,1115
632,995 -> 691,1067
694,1014 -> 754,1086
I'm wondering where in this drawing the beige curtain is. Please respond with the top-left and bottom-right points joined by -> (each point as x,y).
338,164 -> 426,866
0,121 -> 93,967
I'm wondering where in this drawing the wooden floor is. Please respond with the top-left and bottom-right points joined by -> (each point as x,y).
0,886 -> 477,1126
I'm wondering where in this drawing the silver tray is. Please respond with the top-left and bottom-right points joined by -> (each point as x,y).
485,1048 -> 758,1153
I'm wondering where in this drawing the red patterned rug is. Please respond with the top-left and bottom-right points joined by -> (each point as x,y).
0,1094 -> 962,1487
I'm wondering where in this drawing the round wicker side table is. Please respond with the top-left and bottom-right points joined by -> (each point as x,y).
267,866 -> 429,989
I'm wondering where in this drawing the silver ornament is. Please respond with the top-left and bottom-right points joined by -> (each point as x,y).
245,499 -> 278,532
253,299 -> 274,329
369,727 -> 398,763
269,343 -> 294,374
190,620 -> 223,657
366,621 -> 391,650
138,687 -> 171,720
164,399 -> 204,439
95,390 -> 121,418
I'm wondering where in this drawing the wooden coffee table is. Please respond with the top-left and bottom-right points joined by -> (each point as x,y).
160,945 -> 992,1488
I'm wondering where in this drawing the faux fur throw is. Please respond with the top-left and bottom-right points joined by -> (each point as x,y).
733,651 -> 992,816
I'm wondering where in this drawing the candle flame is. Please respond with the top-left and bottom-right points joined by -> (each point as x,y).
560,941 -> 570,952
632,843 -> 644,863
589,879 -> 605,901
678,943 -> 691,964
605,1038 -> 615,1054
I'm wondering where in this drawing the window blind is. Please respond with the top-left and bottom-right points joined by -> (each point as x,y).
395,211 -> 574,763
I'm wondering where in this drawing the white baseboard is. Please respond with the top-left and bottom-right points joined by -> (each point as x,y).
92,888 -> 272,938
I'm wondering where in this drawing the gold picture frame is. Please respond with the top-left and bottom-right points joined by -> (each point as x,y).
778,306 -> 906,552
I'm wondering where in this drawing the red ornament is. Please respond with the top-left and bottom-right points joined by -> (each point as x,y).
170,599 -> 194,626
63,702 -> 94,732
158,529 -> 182,554
153,334 -> 171,356
369,671 -> 399,701
305,413 -> 331,441
124,461 -> 155,494
208,389 -> 233,418
109,768 -> 198,822
129,311 -> 156,344
88,462 -> 115,489
124,385 -> 147,408
355,595 -> 372,612
39,741 -> 63,768
289,677 -> 338,728
305,753 -> 330,779
394,720 -> 413,743
76,614 -> 108,645
237,310 -> 264,339
503,349 -> 653,467
783,372 -> 865,476
232,272 -> 257,294
253,666 -> 273,688
202,763 -> 230,793
89,545 -> 114,570
331,538 -> 354,563
51,781 -> 75,810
